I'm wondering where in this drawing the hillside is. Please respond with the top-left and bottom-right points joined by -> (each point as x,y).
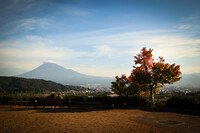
18,62 -> 114,86
0,76 -> 90,94
172,73 -> 200,88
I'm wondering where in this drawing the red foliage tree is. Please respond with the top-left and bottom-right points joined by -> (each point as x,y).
131,47 -> 182,103
111,47 -> 182,104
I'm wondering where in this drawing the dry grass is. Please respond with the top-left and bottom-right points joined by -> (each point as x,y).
0,106 -> 177,133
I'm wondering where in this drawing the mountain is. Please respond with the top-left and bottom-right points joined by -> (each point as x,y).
17,62 -> 200,88
0,76 -> 91,93
172,73 -> 200,88
17,62 -> 114,87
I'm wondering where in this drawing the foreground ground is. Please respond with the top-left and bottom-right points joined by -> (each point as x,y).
0,106 -> 199,133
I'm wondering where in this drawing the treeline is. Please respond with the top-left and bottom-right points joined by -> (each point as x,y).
64,95 -> 200,109
0,76 -> 89,94
1,93 -> 199,109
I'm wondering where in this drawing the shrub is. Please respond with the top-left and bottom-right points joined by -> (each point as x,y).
0,93 -> 45,104
110,96 -> 151,107
166,96 -> 199,109
154,100 -> 166,108
63,95 -> 150,107
63,95 -> 88,104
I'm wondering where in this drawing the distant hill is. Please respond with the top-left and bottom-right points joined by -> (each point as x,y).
17,62 -> 114,87
0,76 -> 90,93
14,62 -> 200,89
172,73 -> 200,88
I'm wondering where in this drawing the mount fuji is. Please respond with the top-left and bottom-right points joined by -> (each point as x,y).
17,62 -> 114,87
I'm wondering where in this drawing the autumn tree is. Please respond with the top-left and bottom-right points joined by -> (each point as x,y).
131,47 -> 181,103
111,74 -> 143,96
111,47 -> 182,103
111,75 -> 129,96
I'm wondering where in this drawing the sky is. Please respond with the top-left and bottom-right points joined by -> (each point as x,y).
0,0 -> 200,77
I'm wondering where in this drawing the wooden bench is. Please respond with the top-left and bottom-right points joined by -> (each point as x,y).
34,98 -> 64,109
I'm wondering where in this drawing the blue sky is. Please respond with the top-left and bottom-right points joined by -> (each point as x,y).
0,0 -> 200,77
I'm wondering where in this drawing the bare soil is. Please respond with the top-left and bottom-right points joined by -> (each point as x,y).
0,105 -> 199,133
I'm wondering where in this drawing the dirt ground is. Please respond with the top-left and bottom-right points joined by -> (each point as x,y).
0,105 -> 199,133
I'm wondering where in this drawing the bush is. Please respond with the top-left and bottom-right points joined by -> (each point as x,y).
0,94 -> 14,103
63,95 -> 88,104
62,95 -> 150,107
154,100 -> 166,108
166,96 -> 200,109
110,96 -> 151,107
0,93 -> 45,104
85,96 -> 112,105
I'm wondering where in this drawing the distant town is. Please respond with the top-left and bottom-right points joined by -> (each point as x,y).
159,86 -> 200,96
62,84 -> 200,96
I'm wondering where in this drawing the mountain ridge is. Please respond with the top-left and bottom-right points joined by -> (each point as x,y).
18,62 -> 114,87
17,62 -> 200,88
172,73 -> 200,88
0,76 -> 91,93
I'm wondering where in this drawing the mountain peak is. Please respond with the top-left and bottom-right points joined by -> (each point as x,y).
41,61 -> 68,71
44,60 -> 57,64
18,62 -> 114,86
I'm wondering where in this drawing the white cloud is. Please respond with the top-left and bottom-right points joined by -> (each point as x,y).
181,15 -> 200,22
0,45 -> 68,70
45,60 -> 57,64
177,15 -> 200,31
0,17 -> 50,36
181,66 -> 200,74
0,35 -> 75,70
26,35 -> 54,44
73,66 -> 132,77
1,27 -> 200,76
178,24 -> 191,30
17,17 -> 49,30
57,29 -> 200,58
154,46 -> 200,58
0,35 -> 96,71
94,45 -> 114,57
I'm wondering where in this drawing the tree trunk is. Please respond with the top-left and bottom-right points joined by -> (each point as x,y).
150,86 -> 155,105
